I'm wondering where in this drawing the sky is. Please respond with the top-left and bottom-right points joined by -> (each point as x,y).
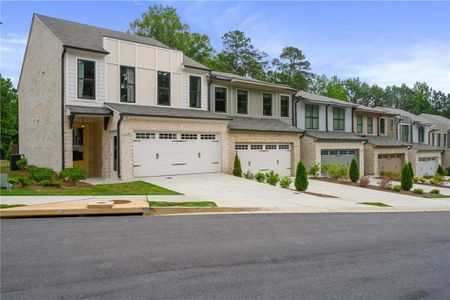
1,1 -> 449,93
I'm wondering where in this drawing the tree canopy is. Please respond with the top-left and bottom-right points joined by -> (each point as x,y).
1,74 -> 18,158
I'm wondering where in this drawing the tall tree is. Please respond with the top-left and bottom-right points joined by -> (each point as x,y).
129,5 -> 214,64
268,46 -> 312,90
0,75 -> 18,158
430,90 -> 450,118
213,30 -> 268,80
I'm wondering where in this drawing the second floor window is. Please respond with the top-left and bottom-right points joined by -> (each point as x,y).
120,66 -> 135,103
77,59 -> 95,100
280,96 -> 289,117
215,87 -> 227,113
437,133 -> 441,147
418,127 -> 425,143
367,117 -> 373,134
263,93 -> 272,116
189,76 -> 201,108
333,108 -> 345,130
388,118 -> 394,132
158,71 -> 171,106
237,90 -> 248,114
401,125 -> 409,142
380,118 -> 386,134
305,104 -> 319,129
357,116 -> 363,133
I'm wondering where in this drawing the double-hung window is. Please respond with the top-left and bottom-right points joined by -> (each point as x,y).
380,118 -> 386,134
189,76 -> 201,108
120,66 -> 135,103
237,90 -> 248,114
418,127 -> 425,143
263,93 -> 272,116
333,108 -> 345,130
280,96 -> 290,117
158,71 -> 171,106
215,87 -> 227,113
77,59 -> 95,100
401,125 -> 409,142
437,133 -> 441,147
367,117 -> 373,134
356,116 -> 363,133
305,104 -> 319,129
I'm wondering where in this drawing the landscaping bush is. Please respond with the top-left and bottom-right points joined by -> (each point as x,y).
308,163 -> 320,177
29,166 -> 54,182
17,175 -> 31,187
379,176 -> 391,189
401,164 -> 413,191
419,177 -> 426,183
322,163 -> 348,180
16,157 -> 28,171
413,176 -> 419,183
408,162 -> 414,178
265,171 -> 280,186
41,180 -> 53,187
430,189 -> 440,194
232,153 -> 242,177
59,168 -> 87,182
430,174 -> 443,186
349,157 -> 359,182
447,165 -> 450,176
436,164 -> 445,176
359,176 -> 369,187
380,171 -> 401,181
8,177 -> 20,185
243,170 -> 254,180
279,176 -> 293,189
413,188 -> 423,194
255,172 -> 266,183
392,185 -> 401,192
294,161 -> 308,191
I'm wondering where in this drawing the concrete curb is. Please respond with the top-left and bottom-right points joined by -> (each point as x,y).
0,207 -> 148,218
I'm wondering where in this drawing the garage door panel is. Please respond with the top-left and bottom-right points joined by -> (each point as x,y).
236,144 -> 291,176
417,157 -> 438,177
377,154 -> 404,173
321,149 -> 359,175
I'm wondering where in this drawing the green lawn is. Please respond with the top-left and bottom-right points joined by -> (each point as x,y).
1,181 -> 181,196
148,201 -> 217,207
423,193 -> 450,199
0,204 -> 26,209
358,202 -> 391,207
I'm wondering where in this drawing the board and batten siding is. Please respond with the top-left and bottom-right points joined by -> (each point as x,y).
181,69 -> 208,111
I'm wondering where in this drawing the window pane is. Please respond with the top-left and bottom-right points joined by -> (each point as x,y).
158,71 -> 171,106
215,87 -> 226,112
368,117 -> 373,134
334,108 -> 345,130
280,96 -> 289,117
380,119 -> 385,134
120,66 -> 135,103
237,90 -> 248,114
189,76 -> 201,108
77,59 -> 95,99
263,93 -> 272,116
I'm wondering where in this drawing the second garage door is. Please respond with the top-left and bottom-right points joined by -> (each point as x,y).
132,132 -> 220,177
321,149 -> 359,172
417,157 -> 439,177
235,144 -> 292,176
378,153 -> 404,173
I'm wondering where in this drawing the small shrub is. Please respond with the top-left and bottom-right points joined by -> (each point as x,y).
401,164 -> 413,191
392,185 -> 401,192
413,188 -> 424,194
295,161 -> 308,191
359,176 -> 369,187
265,171 -> 280,186
430,189 -> 440,194
381,171 -> 401,181
29,166 -> 54,182
419,177 -> 427,183
349,158 -> 359,182
322,163 -> 348,180
430,174 -> 443,186
232,153 -> 242,177
308,163 -> 320,177
16,157 -> 28,171
243,170 -> 254,180
279,176 -> 293,189
53,180 -> 62,188
255,172 -> 266,183
447,165 -> 450,176
413,176 -> 419,183
436,164 -> 444,176
59,168 -> 87,182
379,176 -> 391,189
8,177 -> 20,185
17,176 -> 31,187
41,180 -> 53,187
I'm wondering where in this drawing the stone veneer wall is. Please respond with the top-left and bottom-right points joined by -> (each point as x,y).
299,135 -> 317,171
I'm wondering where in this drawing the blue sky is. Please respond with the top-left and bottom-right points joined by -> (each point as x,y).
1,1 -> 449,93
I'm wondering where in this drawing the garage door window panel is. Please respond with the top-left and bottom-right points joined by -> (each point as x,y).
333,108 -> 345,131
305,104 -> 319,129
215,87 -> 227,113
189,76 -> 201,108
158,71 -> 171,106
237,90 -> 248,114
263,93 -> 272,116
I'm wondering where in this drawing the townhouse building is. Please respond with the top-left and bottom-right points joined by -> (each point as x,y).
418,113 -> 450,167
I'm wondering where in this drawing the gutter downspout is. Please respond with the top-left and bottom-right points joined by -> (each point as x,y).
376,114 -> 381,136
395,117 -> 402,140
325,104 -> 331,132
61,48 -> 66,170
117,114 -> 124,179
207,70 -> 212,112
410,121 -> 415,143
293,95 -> 300,127
351,107 -> 355,133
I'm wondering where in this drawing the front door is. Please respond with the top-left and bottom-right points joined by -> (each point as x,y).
73,127 -> 88,172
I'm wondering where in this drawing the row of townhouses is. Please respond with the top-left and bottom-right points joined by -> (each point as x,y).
18,14 -> 450,180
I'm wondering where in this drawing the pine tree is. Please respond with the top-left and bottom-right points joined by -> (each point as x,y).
408,162 -> 414,178
232,153 -> 242,177
436,164 -> 444,176
349,157 -> 359,182
295,161 -> 308,191
401,164 -> 413,191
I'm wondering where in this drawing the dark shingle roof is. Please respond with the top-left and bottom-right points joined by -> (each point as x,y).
305,131 -> 367,142
105,103 -> 231,121
418,114 -> 450,127
296,91 -> 356,107
410,143 -> 446,152
366,136 -> 409,147
355,105 -> 399,115
211,71 -> 295,90
67,105 -> 112,115
35,14 -> 209,70
375,107 -> 430,124
229,116 -> 302,133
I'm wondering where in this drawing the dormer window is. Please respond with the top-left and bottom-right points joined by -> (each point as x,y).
77,59 -> 95,100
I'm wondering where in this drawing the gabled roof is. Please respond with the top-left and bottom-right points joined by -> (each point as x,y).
375,107 -> 430,124
304,131 -> 366,142
365,136 -> 409,148
211,71 -> 295,91
35,14 -> 209,70
229,116 -> 302,133
296,91 -> 356,107
418,114 -> 450,127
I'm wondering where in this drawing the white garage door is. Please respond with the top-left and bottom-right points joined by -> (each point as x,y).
133,132 -> 220,177
417,157 -> 439,177
235,144 -> 292,176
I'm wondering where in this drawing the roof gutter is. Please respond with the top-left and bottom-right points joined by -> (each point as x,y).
64,45 -> 109,55
61,47 -> 66,170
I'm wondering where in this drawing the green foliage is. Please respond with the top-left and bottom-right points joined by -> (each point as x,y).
379,171 -> 401,181
16,158 -> 28,171
41,180 -> 62,188
294,161 -> 308,191
29,166 -> 54,182
349,158 -> 359,182
279,176 -> 293,189
8,177 -> 20,185
232,153 -> 242,177
401,164 -> 413,191
436,164 -> 444,176
59,168 -> 87,182
413,188 -> 424,194
243,170 -> 254,180
308,163 -> 320,177
17,175 -> 31,187
255,172 -> 266,183
413,176 -> 419,183
430,174 -> 443,186
265,171 -> 280,186
430,189 -> 440,194
419,177 -> 427,183
392,185 -> 401,192
408,162 -> 414,178
322,163 -> 348,180
447,165 -> 450,176
1,75 -> 18,158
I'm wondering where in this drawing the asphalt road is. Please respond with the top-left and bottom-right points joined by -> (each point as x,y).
1,212 -> 450,299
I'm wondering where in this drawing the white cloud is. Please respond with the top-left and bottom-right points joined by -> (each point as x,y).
1,33 -> 27,87
347,40 -> 450,93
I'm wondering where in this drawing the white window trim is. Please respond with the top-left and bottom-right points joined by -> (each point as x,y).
279,94 -> 291,118
76,56 -> 98,102
188,75 -> 202,110
214,85 -> 228,114
236,89 -> 249,115
262,92 -> 273,117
